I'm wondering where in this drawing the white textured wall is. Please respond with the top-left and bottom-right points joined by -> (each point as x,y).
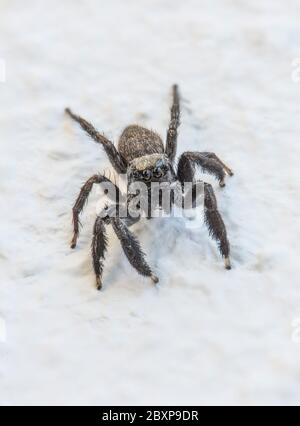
1,0 -> 300,405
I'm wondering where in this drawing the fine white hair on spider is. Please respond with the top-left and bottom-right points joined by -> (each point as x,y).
130,153 -> 168,171
65,85 -> 234,290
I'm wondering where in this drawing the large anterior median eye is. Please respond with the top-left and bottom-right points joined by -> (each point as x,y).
153,167 -> 163,178
143,170 -> 152,181
133,171 -> 140,179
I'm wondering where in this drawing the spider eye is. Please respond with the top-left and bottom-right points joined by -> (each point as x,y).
143,170 -> 152,181
133,171 -> 140,179
153,167 -> 163,178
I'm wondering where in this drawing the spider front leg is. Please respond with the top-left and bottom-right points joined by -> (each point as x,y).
201,152 -> 234,177
92,210 -> 158,290
165,84 -> 180,163
71,174 -> 120,249
65,108 -> 127,174
177,151 -> 233,187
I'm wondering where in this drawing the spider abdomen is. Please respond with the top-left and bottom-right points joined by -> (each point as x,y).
118,125 -> 164,163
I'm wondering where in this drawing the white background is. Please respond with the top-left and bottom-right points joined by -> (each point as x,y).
1,0 -> 300,405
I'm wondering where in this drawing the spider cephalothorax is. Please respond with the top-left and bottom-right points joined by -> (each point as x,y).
65,85 -> 234,290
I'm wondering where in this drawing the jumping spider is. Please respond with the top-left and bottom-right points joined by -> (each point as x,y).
65,85 -> 233,290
